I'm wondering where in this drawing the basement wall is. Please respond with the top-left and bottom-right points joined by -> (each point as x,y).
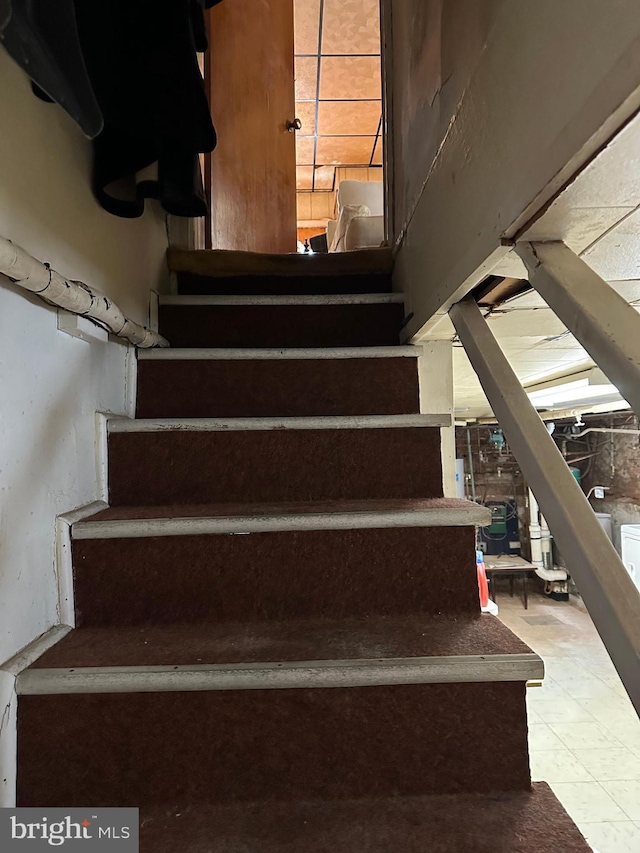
1,48 -> 170,804
0,50 -> 167,677
387,0 -> 640,339
580,415 -> 640,553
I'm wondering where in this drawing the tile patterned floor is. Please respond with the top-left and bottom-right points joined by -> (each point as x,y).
498,590 -> 640,853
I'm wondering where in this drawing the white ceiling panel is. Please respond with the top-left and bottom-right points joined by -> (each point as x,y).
523,206 -> 633,254
540,116 -> 640,209
501,291 -> 546,309
581,207 -> 640,280
490,253 -> 529,279
485,308 -> 567,338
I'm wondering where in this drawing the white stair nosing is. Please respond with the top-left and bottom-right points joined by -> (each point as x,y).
138,346 -> 420,360
107,414 -> 450,433
72,505 -> 492,540
159,294 -> 404,307
16,653 -> 544,695
1,626 -> 73,676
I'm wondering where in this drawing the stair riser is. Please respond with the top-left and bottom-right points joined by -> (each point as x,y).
108,428 -> 443,506
136,358 -> 420,418
18,683 -> 530,807
159,304 -> 405,348
177,271 -> 393,295
73,527 -> 478,626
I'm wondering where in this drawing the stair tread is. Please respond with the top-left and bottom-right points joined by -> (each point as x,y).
168,247 -> 394,278
108,414 -> 450,431
137,784 -> 590,852
27,615 -> 533,669
160,293 -> 404,305
83,497 -> 487,524
138,346 -> 419,359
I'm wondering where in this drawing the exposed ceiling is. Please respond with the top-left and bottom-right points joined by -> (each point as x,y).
427,112 -> 640,422
293,0 -> 382,194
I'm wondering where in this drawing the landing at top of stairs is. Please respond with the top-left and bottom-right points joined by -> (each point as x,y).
168,248 -> 394,295
168,247 -> 394,278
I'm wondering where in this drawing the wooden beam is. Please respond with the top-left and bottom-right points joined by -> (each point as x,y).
516,241 -> 640,415
450,297 -> 640,714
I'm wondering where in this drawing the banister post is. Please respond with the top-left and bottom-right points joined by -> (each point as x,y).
450,296 -> 640,715
516,240 -> 640,416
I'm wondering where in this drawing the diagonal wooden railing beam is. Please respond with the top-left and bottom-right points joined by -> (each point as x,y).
516,240 -> 640,416
450,296 -> 640,715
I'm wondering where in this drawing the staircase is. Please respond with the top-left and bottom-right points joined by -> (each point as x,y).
15,249 -> 592,851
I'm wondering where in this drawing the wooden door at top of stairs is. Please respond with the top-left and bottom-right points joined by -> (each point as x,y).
205,0 -> 297,254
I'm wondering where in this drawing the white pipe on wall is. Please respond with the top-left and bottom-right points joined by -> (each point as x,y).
0,237 -> 168,348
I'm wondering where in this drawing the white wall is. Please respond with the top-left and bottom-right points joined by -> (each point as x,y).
388,0 -> 640,339
0,285 -> 133,662
0,46 -> 168,658
0,46 -> 169,804
0,49 -> 169,322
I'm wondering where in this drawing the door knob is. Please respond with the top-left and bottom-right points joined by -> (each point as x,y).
287,118 -> 302,132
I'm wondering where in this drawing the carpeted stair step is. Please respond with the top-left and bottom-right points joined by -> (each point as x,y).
17,682 -> 531,806
133,784 -> 592,852
17,616 -> 538,806
19,614 -> 541,679
169,247 -> 394,295
107,416 -> 446,506
136,346 -> 420,418
72,499 -> 490,626
158,296 -> 405,348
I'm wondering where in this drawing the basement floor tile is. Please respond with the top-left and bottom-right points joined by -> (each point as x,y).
549,782 -> 629,824
549,722 -> 623,751
526,679 -> 571,703
527,723 -> 567,752
530,750 -> 594,783
562,679 -> 625,702
572,749 -> 640,782
600,781 -> 640,821
531,697 -> 595,723
578,821 -> 640,853
500,591 -> 639,848
577,698 -> 639,726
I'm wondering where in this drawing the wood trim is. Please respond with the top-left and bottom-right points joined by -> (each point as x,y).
16,653 -> 543,695
380,0 -> 395,246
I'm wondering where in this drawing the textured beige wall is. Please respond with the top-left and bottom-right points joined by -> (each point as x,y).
0,47 -> 170,804
390,0 -> 503,238
0,48 -> 168,322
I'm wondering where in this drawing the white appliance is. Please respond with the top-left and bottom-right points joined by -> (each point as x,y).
595,512 -> 613,541
620,524 -> 640,593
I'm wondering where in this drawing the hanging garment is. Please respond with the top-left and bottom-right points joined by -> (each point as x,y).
1,0 -> 223,217
0,0 -> 103,138
74,0 -> 222,218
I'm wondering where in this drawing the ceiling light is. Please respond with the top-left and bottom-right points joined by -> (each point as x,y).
528,382 -> 618,408
526,369 -> 623,411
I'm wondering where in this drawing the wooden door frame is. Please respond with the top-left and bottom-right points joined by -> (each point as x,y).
380,0 -> 395,248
